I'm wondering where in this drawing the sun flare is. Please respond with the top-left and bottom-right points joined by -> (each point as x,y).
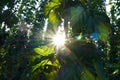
52,33 -> 65,47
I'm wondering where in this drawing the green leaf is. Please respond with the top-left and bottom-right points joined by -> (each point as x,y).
32,59 -> 50,72
34,48 -> 44,55
98,23 -> 111,42
94,12 -> 111,42
81,68 -> 97,80
44,1 -> 61,16
45,70 -> 57,80
51,0 -> 62,3
93,60 -> 106,80
48,10 -> 60,29
44,0 -> 61,30
34,46 -> 54,56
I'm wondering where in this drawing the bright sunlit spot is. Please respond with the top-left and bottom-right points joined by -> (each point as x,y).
105,0 -> 112,13
52,33 -> 65,47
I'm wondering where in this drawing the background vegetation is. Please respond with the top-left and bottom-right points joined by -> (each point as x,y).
0,0 -> 120,80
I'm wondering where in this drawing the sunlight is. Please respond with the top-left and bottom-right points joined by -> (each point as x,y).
106,0 -> 111,13
51,18 -> 66,47
52,32 -> 65,47
106,5 -> 112,13
3,6 -> 8,11
105,0 -> 112,13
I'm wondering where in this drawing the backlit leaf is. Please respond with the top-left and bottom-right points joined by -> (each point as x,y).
44,0 -> 61,30
34,46 -> 54,56
44,1 -> 61,16
98,23 -> 111,42
48,10 -> 60,29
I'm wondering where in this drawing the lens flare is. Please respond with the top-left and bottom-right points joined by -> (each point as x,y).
52,33 -> 65,47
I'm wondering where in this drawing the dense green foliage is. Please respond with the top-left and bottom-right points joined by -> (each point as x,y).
0,0 -> 120,80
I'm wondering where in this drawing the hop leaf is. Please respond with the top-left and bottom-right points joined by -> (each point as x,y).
34,46 -> 54,56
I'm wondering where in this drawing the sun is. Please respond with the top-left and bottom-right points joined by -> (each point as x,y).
52,32 -> 66,47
